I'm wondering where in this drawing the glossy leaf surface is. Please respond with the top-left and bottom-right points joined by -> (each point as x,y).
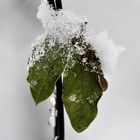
63,62 -> 103,132
27,43 -> 67,105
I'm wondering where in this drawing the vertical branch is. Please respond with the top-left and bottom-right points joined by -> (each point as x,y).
55,0 -> 62,9
55,77 -> 64,140
54,0 -> 64,138
47,0 -> 64,140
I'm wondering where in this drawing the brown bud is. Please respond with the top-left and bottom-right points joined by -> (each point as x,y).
98,75 -> 108,92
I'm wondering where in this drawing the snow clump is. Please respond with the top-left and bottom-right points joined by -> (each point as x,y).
37,0 -> 87,44
86,31 -> 125,75
28,0 -> 125,76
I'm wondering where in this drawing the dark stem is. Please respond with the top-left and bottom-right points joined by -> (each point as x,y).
47,0 -> 56,10
47,0 -> 64,140
55,0 -> 63,9
55,77 -> 64,140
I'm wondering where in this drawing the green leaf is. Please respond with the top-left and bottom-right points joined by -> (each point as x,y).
27,43 -> 68,105
63,62 -> 103,132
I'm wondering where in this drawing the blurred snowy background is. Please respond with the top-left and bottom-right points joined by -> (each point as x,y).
0,0 -> 140,140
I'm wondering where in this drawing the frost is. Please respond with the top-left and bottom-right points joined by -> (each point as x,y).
74,44 -> 85,55
69,94 -> 77,102
86,97 -> 94,104
27,33 -> 46,68
68,94 -> 80,103
48,116 -> 56,128
30,80 -> 37,87
50,92 -> 56,107
48,90 -> 57,128
28,0 -> 125,76
82,57 -> 87,63
49,107 -> 57,117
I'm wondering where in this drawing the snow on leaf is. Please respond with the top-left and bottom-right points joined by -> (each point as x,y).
33,0 -> 124,77
27,0 -> 125,133
48,116 -> 56,128
27,40 -> 68,105
86,30 -> 125,75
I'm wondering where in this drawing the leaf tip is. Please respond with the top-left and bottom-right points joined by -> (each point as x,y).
34,100 -> 40,106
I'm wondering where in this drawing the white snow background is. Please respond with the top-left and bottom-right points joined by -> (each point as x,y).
0,0 -> 140,140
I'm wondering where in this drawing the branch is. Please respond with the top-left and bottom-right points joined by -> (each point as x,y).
47,0 -> 64,140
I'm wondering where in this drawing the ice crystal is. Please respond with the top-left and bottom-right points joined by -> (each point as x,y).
68,94 -> 77,102
48,90 -> 57,128
28,33 -> 46,68
50,92 -> 56,107
48,116 -> 55,128
37,0 -> 87,44
28,0 -> 124,76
